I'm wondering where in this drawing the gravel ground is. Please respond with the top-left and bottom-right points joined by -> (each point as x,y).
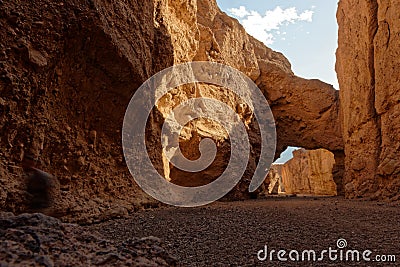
89,197 -> 400,266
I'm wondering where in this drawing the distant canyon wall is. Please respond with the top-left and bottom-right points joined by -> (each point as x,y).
281,149 -> 337,196
259,148 -> 339,197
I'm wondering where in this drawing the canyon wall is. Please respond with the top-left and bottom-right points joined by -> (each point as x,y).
259,164 -> 284,196
148,0 -> 344,199
0,0 -> 343,221
281,149 -> 337,196
0,0 -> 172,222
337,0 -> 400,200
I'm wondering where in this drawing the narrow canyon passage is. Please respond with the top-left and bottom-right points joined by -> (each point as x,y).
90,197 -> 400,266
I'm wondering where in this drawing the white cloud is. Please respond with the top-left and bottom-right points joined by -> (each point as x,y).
299,10 -> 313,22
227,6 -> 314,45
228,6 -> 250,18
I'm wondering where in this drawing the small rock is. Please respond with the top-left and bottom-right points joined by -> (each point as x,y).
89,130 -> 97,144
55,67 -> 62,76
28,47 -> 47,67
35,255 -> 54,267
77,156 -> 85,167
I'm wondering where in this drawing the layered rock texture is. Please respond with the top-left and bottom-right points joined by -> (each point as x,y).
281,149 -> 338,196
0,0 -> 344,220
0,0 -> 171,223
337,0 -> 400,200
259,164 -> 284,196
0,212 -> 177,266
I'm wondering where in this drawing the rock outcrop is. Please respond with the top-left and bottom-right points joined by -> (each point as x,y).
337,0 -> 400,200
0,0 -> 173,222
0,212 -> 177,266
0,0 -> 343,219
152,0 -> 343,197
281,149 -> 338,196
259,164 -> 284,197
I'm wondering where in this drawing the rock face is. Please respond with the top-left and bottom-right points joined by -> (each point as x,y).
281,149 -> 338,196
0,0 -> 343,219
0,0 -> 172,222
259,164 -> 284,197
337,0 -> 400,200
0,212 -> 177,266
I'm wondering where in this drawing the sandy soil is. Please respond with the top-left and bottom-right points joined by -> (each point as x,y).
89,197 -> 399,266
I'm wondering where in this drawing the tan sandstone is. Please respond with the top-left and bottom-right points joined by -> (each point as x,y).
259,164 -> 284,197
0,0 -> 343,221
281,149 -> 337,196
336,0 -> 400,200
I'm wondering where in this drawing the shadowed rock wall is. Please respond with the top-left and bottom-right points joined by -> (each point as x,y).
337,0 -> 400,200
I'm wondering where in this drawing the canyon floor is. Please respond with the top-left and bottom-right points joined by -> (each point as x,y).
90,197 -> 399,266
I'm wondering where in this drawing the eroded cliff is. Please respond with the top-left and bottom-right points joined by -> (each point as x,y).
0,0 -> 343,221
281,149 -> 337,196
337,0 -> 400,200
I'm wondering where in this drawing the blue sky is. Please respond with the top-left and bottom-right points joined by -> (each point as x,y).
216,0 -> 339,88
216,0 -> 339,162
